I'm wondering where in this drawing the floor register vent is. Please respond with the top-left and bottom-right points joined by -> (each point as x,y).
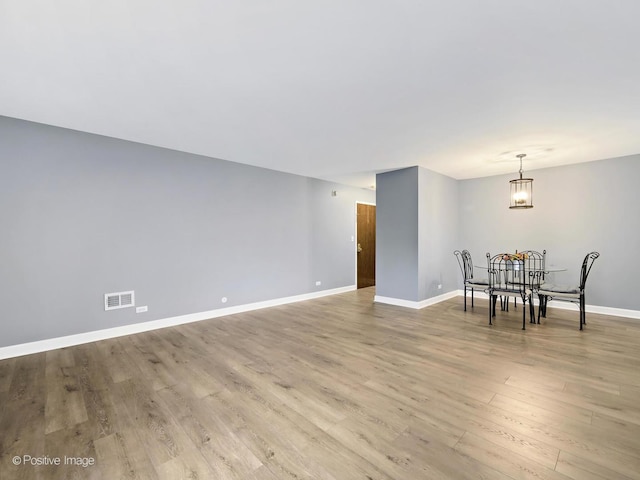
104,290 -> 135,311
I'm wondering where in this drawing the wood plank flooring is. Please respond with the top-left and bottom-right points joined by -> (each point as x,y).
1,287 -> 640,479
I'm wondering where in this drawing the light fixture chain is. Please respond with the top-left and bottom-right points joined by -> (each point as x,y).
517,153 -> 526,179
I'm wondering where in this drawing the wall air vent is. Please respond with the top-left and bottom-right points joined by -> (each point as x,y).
104,291 -> 135,311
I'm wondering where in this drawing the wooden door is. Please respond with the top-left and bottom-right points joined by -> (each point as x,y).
357,203 -> 376,288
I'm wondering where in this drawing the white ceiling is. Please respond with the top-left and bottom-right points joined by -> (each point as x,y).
2,1 -> 639,188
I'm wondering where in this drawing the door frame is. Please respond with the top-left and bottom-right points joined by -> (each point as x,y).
355,201 -> 376,287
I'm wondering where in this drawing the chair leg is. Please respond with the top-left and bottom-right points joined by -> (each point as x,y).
582,294 -> 586,325
464,285 -> 467,311
489,295 -> 493,325
529,295 -> 536,323
471,288 -> 475,308
500,296 -> 510,311
536,295 -> 546,319
521,294 -> 526,330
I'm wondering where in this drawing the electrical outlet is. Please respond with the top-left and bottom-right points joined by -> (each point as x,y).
221,297 -> 228,303
437,284 -> 442,290
315,281 -> 322,286
136,306 -> 148,313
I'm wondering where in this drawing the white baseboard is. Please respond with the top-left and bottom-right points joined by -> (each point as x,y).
0,285 -> 356,360
374,290 -> 459,309
374,289 -> 640,319
456,290 -> 640,319
4,286 -> 635,360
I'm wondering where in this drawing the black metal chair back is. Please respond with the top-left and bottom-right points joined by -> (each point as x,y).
454,250 -> 487,311
522,250 -> 546,289
487,252 -> 530,329
454,249 -> 478,280
580,251 -> 600,291
488,254 -> 527,292
454,250 -> 469,283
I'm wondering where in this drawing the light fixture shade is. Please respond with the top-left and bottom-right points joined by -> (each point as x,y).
509,177 -> 533,209
509,153 -> 533,209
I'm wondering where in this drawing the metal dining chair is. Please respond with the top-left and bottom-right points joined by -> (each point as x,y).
521,250 -> 546,323
454,250 -> 489,311
536,252 -> 600,330
487,252 -> 531,329
506,249 -> 546,312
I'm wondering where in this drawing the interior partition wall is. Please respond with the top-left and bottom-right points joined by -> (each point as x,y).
375,166 -> 459,305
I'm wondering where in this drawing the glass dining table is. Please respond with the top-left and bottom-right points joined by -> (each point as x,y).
476,256 -> 566,329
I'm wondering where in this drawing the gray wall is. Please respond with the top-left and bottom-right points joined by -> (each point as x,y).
2,115 -> 637,351
458,155 -> 640,310
376,167 -> 420,300
418,167 -> 459,300
0,116 -> 375,347
376,166 -> 459,303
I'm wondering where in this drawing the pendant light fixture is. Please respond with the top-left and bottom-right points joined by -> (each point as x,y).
509,153 -> 533,209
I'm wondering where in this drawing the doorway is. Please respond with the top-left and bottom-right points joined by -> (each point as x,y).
356,203 -> 376,289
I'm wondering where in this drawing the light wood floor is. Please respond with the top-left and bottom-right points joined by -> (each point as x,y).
1,288 -> 640,480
